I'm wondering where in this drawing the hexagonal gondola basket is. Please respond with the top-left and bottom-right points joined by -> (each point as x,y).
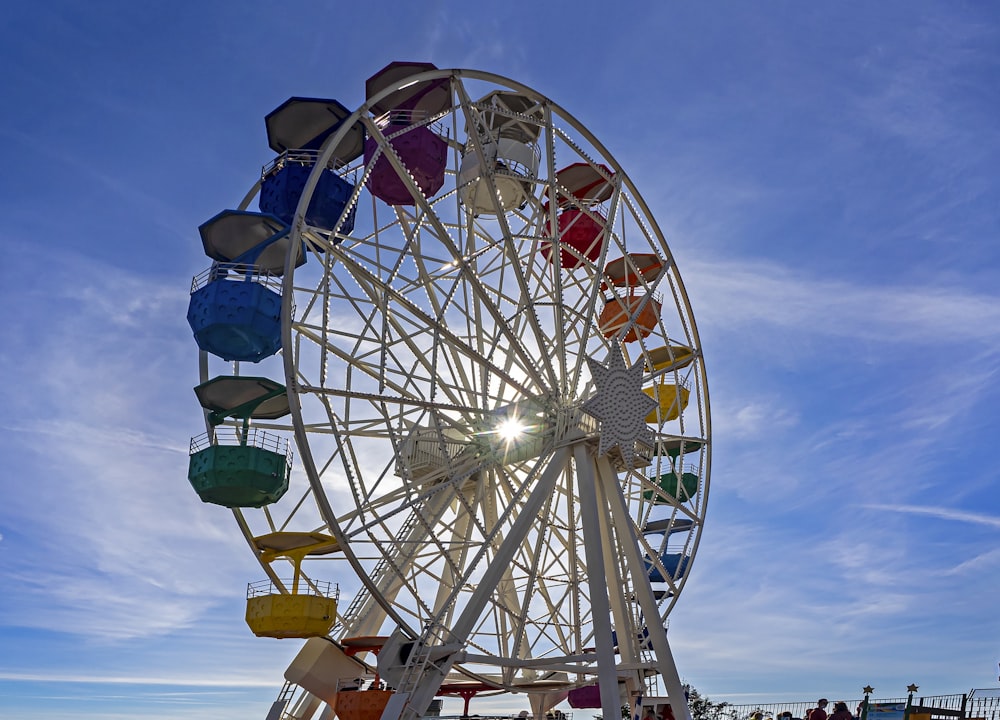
188,426 -> 292,508
643,462 -> 700,505
259,150 -> 357,233
186,264 -> 285,363
245,578 -> 339,639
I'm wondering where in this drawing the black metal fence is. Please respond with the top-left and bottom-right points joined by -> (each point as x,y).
709,692 -> 1000,720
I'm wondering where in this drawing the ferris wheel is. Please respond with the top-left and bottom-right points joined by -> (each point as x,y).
185,63 -> 710,720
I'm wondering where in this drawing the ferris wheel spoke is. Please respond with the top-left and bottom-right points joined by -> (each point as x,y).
343,482 -> 461,636
298,304 -> 485,424
430,488 -> 481,625
339,452 -> 541,637
508,523 -> 574,669
325,244 -> 542,404
637,472 -> 702,524
472,469 -> 523,661
295,383 -> 487,418
374,449 -> 558,637
494,458 -> 580,668
307,237 -> 472,408
398,225 -> 484,402
256,482 -> 318,535
567,180 -> 626,393
536,110 -> 573,391
360,109 -> 552,395
327,270 -> 470,407
435,447 -> 568,658
504,524 -> 554,683
452,80 -> 561,393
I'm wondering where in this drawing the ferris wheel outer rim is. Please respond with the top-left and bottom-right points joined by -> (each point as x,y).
201,66 -> 711,690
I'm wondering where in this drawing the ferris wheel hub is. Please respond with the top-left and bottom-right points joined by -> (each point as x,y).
582,347 -> 659,468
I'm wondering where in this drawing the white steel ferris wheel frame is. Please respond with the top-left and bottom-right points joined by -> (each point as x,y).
210,68 -> 711,720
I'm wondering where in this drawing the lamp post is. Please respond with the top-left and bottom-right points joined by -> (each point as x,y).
904,684 -> 919,720
860,686 -> 874,720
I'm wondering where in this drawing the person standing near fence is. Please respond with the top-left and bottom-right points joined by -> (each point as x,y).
807,699 -> 830,720
828,701 -> 852,720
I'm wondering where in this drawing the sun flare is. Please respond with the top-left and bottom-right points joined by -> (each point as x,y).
496,417 -> 526,442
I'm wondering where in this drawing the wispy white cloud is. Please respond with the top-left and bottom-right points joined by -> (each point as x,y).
0,248 -> 260,640
714,396 -> 800,441
861,504 -> 1000,529
0,671 -> 277,687
941,548 -> 1000,577
1,418 -> 190,456
685,256 -> 1000,350
688,252 -> 1000,519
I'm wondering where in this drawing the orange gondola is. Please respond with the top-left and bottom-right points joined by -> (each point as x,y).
598,292 -> 661,342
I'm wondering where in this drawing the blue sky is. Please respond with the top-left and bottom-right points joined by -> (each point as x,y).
2,1 -> 999,719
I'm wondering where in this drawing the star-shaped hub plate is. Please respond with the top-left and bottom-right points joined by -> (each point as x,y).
582,345 -> 658,469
